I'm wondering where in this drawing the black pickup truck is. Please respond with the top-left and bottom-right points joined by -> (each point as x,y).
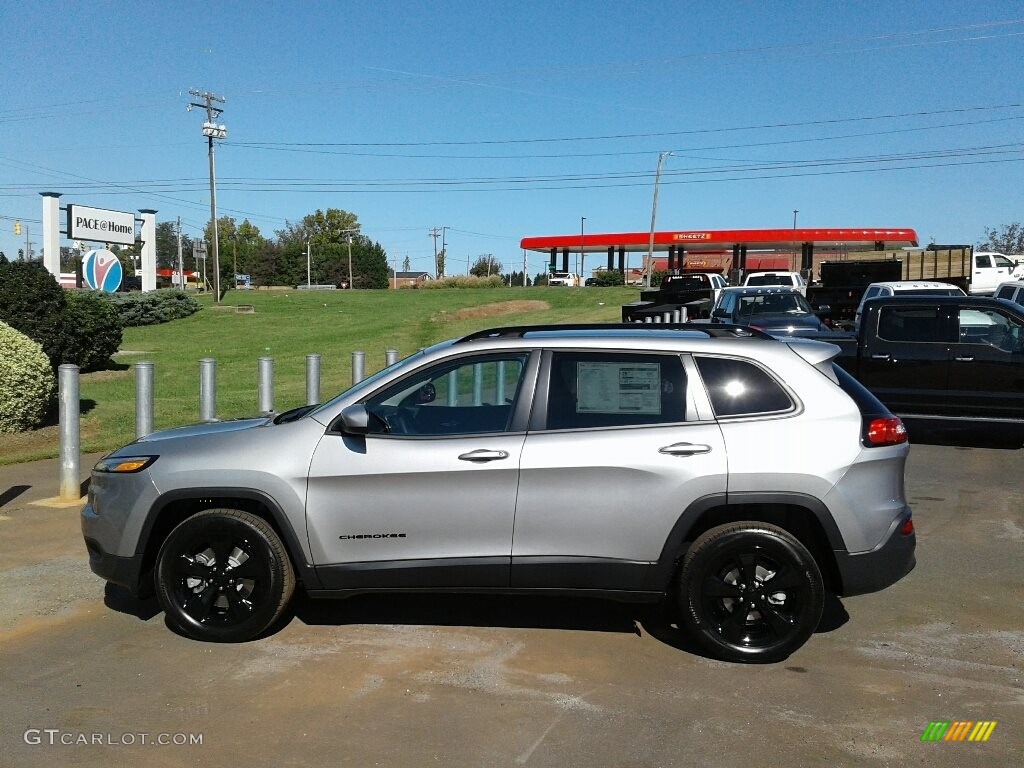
827,296 -> 1024,420
621,272 -> 727,322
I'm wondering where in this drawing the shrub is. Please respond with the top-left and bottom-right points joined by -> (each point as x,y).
102,288 -> 201,326
591,270 -> 624,286
420,275 -> 507,289
0,260 -> 69,367
64,291 -> 123,372
0,321 -> 55,432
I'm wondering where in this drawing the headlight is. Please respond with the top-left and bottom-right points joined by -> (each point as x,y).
93,455 -> 158,473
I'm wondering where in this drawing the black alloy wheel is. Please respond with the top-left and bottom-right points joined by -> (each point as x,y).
678,522 -> 824,663
155,509 -> 295,642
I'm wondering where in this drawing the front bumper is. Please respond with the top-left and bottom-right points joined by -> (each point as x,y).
83,536 -> 147,596
834,509 -> 916,596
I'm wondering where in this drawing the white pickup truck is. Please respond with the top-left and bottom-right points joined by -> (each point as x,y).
742,270 -> 807,296
548,271 -> 580,287
970,252 -> 1024,295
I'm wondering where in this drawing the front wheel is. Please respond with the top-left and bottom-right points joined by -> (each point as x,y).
155,509 -> 295,642
677,522 -> 823,663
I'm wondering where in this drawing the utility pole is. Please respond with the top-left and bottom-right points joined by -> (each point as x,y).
523,249 -> 528,287
441,226 -> 448,278
306,241 -> 312,288
429,227 -> 441,277
232,237 -> 237,282
176,216 -> 184,289
188,89 -> 227,302
646,151 -> 673,289
579,216 -> 586,286
347,233 -> 353,289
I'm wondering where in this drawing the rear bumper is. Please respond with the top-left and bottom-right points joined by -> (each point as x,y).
834,509 -> 916,596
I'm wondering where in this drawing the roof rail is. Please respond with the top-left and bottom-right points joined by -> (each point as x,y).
454,323 -> 774,344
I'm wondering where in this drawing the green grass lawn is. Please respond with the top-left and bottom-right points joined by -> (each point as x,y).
0,286 -> 637,465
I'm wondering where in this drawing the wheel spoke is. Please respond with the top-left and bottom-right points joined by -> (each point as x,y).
207,535 -> 236,567
720,604 -> 749,644
759,602 -> 797,638
736,553 -> 758,587
183,586 -> 218,623
228,556 -> 262,581
765,567 -> 804,592
225,589 -> 254,621
178,557 -> 212,579
703,576 -> 741,599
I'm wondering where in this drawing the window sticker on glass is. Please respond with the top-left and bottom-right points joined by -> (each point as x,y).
576,362 -> 661,414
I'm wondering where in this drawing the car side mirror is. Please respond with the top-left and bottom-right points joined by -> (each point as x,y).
336,403 -> 370,435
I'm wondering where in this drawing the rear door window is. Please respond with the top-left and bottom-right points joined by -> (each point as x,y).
694,356 -> 794,417
545,352 -> 686,430
876,305 -> 949,343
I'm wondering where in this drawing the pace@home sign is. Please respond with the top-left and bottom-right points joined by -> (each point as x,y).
67,204 -> 136,246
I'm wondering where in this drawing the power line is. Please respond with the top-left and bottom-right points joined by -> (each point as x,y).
233,102 -> 1024,148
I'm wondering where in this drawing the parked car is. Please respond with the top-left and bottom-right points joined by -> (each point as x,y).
830,296 -> 1024,420
83,323 -> 915,662
710,286 -> 831,336
548,271 -> 580,287
854,281 -> 965,329
742,271 -> 807,296
994,280 -> 1024,310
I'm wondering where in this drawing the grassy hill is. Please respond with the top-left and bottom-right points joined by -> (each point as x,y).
1,286 -> 636,465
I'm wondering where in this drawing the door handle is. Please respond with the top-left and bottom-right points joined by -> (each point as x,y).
870,353 -> 891,360
458,449 -> 509,463
659,442 -> 712,456
954,356 -> 974,362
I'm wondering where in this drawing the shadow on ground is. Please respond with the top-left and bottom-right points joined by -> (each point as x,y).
0,484 -> 31,509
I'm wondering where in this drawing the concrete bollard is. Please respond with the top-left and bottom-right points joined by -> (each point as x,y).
496,360 -> 506,404
385,348 -> 399,366
673,309 -> 682,323
199,358 -> 217,422
58,365 -> 80,501
352,351 -> 365,385
644,316 -> 653,324
447,370 -> 459,406
472,363 -> 484,406
258,357 -> 274,414
306,354 -> 321,406
135,361 -> 154,439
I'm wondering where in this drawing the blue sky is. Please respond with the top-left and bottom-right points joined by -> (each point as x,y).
3,1 -> 1024,276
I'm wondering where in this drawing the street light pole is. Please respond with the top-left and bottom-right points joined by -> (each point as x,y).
347,234 -> 353,289
646,151 -> 673,289
306,240 -> 311,288
793,209 -> 799,230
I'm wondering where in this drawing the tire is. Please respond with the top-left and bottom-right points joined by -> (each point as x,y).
155,508 -> 295,642
677,522 -> 823,663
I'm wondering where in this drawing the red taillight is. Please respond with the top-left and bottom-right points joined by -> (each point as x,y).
866,416 -> 908,446
900,517 -> 914,535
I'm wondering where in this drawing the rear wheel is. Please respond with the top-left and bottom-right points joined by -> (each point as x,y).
155,509 -> 295,642
677,522 -> 823,663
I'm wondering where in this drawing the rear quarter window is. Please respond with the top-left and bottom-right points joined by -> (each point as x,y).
694,356 -> 794,417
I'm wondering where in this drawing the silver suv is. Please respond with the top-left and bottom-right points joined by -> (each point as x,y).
82,324 -> 915,662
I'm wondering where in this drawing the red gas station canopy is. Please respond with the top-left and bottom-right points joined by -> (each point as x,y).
520,228 -> 919,253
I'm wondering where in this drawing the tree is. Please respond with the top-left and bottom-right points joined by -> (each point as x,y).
470,254 -> 502,277
203,215 -> 239,291
156,221 -> 192,270
533,271 -> 549,286
277,208 -> 359,248
979,223 -> 1024,254
508,270 -> 531,287
436,248 -> 446,278
402,255 -> 411,273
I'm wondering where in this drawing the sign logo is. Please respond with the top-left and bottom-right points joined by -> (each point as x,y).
82,249 -> 124,293
67,204 -> 136,246
672,232 -> 712,241
920,721 -> 997,742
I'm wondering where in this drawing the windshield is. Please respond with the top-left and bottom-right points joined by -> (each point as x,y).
309,342 -> 452,418
746,274 -> 791,286
736,293 -> 813,319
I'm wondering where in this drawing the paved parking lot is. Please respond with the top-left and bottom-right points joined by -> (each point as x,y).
1,438 -> 1021,767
